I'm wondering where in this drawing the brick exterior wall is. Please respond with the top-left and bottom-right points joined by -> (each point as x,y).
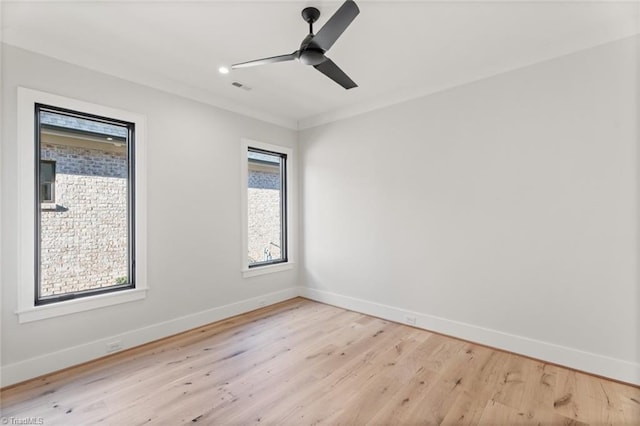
248,169 -> 283,264
40,141 -> 129,296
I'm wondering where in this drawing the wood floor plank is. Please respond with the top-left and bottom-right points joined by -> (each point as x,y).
478,399 -> 591,426
220,316 -> 403,424
441,390 -> 492,425
325,331 -> 441,425
275,326 -> 430,425
1,297 -> 639,425
553,367 -> 640,425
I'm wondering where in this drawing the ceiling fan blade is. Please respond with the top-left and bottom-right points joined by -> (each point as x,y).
314,58 -> 357,89
311,0 -> 359,52
231,52 -> 298,69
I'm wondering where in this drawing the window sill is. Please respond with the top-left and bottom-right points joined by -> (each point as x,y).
16,288 -> 147,323
242,262 -> 294,278
40,202 -> 58,210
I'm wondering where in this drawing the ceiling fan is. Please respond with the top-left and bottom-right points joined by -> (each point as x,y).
231,0 -> 360,90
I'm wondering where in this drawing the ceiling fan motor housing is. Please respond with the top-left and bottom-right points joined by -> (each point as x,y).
298,48 -> 326,66
298,7 -> 326,66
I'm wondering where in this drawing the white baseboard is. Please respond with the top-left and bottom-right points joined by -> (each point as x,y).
300,287 -> 640,386
1,287 -> 302,387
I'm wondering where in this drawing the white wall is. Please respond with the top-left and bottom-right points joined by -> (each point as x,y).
299,36 -> 639,384
0,45 -> 299,385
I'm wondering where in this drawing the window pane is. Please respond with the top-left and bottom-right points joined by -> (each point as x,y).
38,108 -> 132,301
40,161 -> 54,182
247,149 -> 286,266
40,183 -> 53,203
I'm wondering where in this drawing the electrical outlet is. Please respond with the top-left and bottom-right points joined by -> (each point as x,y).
405,316 -> 417,326
106,340 -> 123,353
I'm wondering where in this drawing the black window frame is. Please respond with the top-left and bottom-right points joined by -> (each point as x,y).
34,103 -> 136,305
247,147 -> 288,268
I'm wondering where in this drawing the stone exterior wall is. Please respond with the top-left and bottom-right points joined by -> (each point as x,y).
40,140 -> 128,296
247,169 -> 283,264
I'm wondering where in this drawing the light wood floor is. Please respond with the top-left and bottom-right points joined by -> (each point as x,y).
1,298 -> 638,425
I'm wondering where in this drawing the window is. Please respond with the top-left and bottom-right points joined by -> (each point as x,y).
241,140 -> 294,276
247,148 -> 287,267
40,160 -> 56,203
35,105 -> 135,305
17,88 -> 147,322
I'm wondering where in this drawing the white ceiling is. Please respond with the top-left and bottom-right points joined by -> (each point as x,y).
2,1 -> 639,129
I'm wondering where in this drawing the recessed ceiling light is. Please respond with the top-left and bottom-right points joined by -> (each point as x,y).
218,66 -> 230,74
